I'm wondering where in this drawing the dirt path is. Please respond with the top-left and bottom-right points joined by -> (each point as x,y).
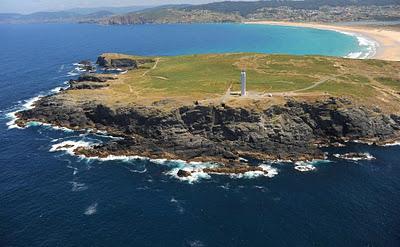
141,58 -> 160,77
220,83 -> 232,103
257,74 -> 340,97
366,74 -> 400,101
292,75 -> 339,93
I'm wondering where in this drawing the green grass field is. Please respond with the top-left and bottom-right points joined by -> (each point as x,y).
65,53 -> 400,111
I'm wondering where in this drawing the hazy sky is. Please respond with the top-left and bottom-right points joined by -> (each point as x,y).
0,0 -> 247,14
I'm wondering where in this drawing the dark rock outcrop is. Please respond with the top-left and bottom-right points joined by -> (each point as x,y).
68,74 -> 116,90
77,60 -> 96,72
16,97 -> 400,163
96,56 -> 138,70
69,82 -> 110,90
333,152 -> 375,161
177,170 -> 191,177
71,74 -> 116,83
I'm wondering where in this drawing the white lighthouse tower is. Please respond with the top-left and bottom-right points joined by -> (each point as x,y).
241,70 -> 246,96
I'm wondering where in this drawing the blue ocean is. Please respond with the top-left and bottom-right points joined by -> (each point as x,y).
0,24 -> 399,246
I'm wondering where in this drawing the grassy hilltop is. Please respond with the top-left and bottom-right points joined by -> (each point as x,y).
66,53 -> 400,112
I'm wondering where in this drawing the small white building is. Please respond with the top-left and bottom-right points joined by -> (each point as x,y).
241,70 -> 246,96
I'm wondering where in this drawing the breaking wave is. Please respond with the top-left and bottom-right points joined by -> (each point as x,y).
50,140 -> 95,156
227,164 -> 278,179
27,121 -> 75,133
383,141 -> 400,146
164,160 -> 216,184
294,160 -> 331,172
6,95 -> 44,129
333,152 -> 375,161
340,31 -> 378,59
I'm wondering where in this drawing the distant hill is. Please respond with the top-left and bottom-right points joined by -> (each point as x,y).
185,0 -> 400,15
100,8 -> 242,25
67,5 -> 154,15
99,0 -> 400,25
1,1 -> 400,24
0,10 -> 116,24
0,4 -> 192,24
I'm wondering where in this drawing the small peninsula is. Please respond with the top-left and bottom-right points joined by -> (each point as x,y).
16,53 -> 400,174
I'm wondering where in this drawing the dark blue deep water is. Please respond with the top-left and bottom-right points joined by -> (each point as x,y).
0,24 -> 399,246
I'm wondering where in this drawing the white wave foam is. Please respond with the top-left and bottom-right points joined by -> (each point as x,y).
58,64 -> 65,72
5,80 -> 71,130
67,71 -> 79,77
50,140 -> 94,156
228,164 -> 278,179
6,95 -> 44,129
50,87 -> 63,93
84,202 -> 98,215
187,240 -> 205,247
5,112 -> 21,129
88,154 -> 148,162
346,52 -> 363,59
170,197 -> 185,214
125,167 -> 147,174
293,159 -> 330,172
67,165 -> 78,175
22,96 -> 42,109
50,86 -> 68,94
218,183 -> 230,190
351,139 -> 374,145
50,140 -> 281,183
50,140 -> 159,164
294,163 -> 316,172
75,67 -> 86,72
93,132 -> 125,140
239,157 -> 248,162
55,145 -> 281,183
164,160 -> 216,184
333,152 -> 375,161
26,121 -> 75,132
253,185 -> 265,189
383,141 -> 400,146
70,181 -> 88,192
339,30 -> 378,59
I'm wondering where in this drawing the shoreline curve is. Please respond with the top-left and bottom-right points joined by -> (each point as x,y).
245,21 -> 400,61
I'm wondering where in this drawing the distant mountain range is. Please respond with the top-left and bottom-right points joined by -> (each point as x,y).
67,6 -> 155,15
0,5 -> 155,24
100,0 -> 400,25
1,1 -> 400,24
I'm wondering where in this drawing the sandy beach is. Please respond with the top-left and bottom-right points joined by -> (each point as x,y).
245,21 -> 400,61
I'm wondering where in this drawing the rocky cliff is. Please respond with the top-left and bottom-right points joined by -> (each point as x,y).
16,94 -> 400,164
14,53 -> 400,166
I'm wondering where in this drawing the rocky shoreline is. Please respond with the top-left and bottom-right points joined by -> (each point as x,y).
13,55 -> 400,176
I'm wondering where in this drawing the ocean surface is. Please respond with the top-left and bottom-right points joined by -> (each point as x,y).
0,23 -> 399,246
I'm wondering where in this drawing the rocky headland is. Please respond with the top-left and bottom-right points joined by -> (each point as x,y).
16,87 -> 400,163
13,53 -> 400,177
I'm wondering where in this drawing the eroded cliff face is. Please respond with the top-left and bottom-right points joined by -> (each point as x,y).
16,96 -> 400,164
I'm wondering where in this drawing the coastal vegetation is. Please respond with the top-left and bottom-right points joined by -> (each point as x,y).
65,53 -> 400,112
